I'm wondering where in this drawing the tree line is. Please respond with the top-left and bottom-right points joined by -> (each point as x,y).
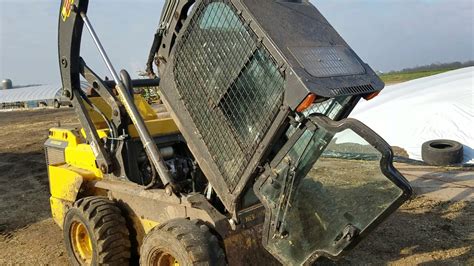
389,60 -> 474,74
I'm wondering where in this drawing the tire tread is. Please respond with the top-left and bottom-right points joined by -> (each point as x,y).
140,218 -> 226,265
66,196 -> 131,265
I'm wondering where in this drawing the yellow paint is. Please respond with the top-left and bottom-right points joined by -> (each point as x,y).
87,95 -> 156,127
84,95 -> 178,137
70,221 -> 93,264
65,144 -> 103,177
79,128 -> 110,141
48,128 -> 102,177
85,97 -> 112,130
49,128 -> 80,146
61,0 -> 74,21
48,164 -> 100,227
140,218 -> 160,234
46,95 -> 179,232
50,197 -> 70,228
48,165 -> 84,201
128,118 -> 180,138
134,95 -> 158,120
47,95 -> 179,179
157,254 -> 180,266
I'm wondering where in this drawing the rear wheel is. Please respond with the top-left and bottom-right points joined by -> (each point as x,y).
63,196 -> 131,265
140,219 -> 226,266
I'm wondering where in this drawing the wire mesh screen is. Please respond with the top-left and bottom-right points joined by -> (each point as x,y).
174,0 -> 284,191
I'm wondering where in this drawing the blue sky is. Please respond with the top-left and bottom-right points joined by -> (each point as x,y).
0,0 -> 473,85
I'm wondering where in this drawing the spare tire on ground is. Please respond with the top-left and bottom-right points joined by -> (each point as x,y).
421,139 -> 464,166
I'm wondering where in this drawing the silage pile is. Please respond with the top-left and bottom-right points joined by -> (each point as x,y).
351,67 -> 474,164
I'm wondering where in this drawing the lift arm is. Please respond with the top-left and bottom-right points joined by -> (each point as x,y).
58,0 -> 175,188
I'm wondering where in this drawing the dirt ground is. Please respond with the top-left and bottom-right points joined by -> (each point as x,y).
0,108 -> 472,265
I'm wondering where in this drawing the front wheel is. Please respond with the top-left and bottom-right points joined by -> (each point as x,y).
63,196 -> 131,265
140,219 -> 226,266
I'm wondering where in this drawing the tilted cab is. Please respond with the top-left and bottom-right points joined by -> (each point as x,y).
156,0 -> 384,214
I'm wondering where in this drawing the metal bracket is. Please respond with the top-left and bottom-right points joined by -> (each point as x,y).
79,58 -> 123,129
71,89 -> 113,173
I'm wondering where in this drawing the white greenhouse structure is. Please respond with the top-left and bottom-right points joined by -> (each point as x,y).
0,82 -> 90,109
0,84 -> 62,108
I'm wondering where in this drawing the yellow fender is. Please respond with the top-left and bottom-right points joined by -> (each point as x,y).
48,165 -> 85,227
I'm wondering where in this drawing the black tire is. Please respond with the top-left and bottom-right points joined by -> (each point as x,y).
54,100 -> 60,109
421,139 -> 463,166
63,196 -> 131,265
140,219 -> 226,266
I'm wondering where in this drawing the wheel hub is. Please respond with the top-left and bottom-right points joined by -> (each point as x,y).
154,251 -> 179,266
70,221 -> 93,263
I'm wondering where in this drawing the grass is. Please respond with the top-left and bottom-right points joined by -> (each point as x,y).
379,68 -> 457,85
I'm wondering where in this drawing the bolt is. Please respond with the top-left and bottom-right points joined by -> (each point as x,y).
280,231 -> 289,239
61,57 -> 68,68
113,110 -> 119,116
165,185 -> 173,196
229,219 -> 238,229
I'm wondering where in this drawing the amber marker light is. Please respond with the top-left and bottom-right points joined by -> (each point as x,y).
363,91 -> 380,100
296,93 -> 317,113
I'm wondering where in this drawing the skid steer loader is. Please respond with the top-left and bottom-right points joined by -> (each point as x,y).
46,0 -> 412,264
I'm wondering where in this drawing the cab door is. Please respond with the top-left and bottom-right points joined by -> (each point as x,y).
254,115 -> 412,265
